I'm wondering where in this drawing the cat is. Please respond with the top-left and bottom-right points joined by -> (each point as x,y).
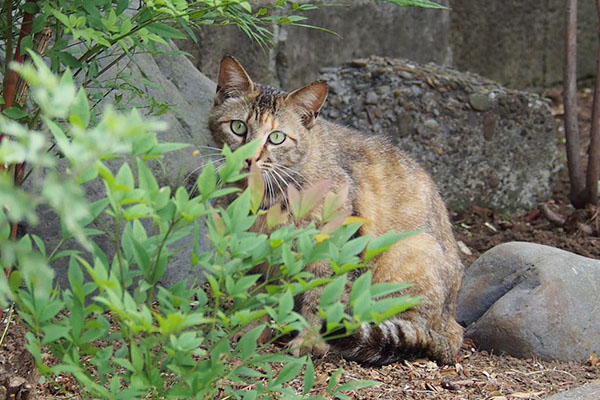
207,55 -> 464,366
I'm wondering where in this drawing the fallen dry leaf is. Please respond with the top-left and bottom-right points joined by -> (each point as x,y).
508,391 -> 545,398
590,352 -> 598,366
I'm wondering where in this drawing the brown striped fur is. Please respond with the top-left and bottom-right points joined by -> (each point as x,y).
208,56 -> 464,366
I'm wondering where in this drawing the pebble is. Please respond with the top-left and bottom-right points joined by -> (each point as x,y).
469,92 -> 494,111
351,58 -> 369,68
365,91 -> 379,105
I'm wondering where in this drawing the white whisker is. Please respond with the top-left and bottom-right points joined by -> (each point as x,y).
269,168 -> 290,211
272,165 -> 304,190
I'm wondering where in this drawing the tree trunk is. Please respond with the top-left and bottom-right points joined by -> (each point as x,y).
585,0 -> 600,205
563,0 -> 587,207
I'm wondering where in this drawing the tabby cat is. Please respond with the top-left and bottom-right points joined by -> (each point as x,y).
207,55 -> 464,366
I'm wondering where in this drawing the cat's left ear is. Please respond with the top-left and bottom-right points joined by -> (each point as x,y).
285,81 -> 328,128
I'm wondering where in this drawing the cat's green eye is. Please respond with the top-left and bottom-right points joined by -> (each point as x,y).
230,120 -> 247,136
268,131 -> 286,145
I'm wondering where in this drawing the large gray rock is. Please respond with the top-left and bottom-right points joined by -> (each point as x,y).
30,43 -> 217,290
457,242 -> 600,362
319,57 -> 558,212
545,384 -> 600,400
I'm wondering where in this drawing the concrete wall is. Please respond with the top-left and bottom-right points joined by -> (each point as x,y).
177,0 -> 452,90
177,0 -> 598,90
450,0 -> 598,89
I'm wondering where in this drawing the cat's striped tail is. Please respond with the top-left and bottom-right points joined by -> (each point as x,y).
324,316 -> 462,366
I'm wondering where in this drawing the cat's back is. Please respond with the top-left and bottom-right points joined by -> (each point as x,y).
314,119 -> 447,238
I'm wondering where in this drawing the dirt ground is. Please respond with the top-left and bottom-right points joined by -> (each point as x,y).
1,88 -> 600,398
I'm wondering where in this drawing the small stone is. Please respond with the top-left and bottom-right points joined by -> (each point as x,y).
396,112 -> 414,138
328,109 -> 340,119
399,70 -> 414,80
410,85 -> 422,97
469,92 -> 494,111
365,91 -> 378,105
418,119 -> 441,139
488,174 -> 500,188
372,67 -> 390,78
457,241 -> 473,256
483,113 -> 496,141
351,58 -> 369,68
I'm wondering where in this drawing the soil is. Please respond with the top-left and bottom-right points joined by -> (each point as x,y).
1,88 -> 600,399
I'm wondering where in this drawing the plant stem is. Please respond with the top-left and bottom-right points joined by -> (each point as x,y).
563,0 -> 587,207
0,303 -> 14,347
146,218 -> 179,306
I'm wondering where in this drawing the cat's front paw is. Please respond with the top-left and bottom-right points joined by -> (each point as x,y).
287,331 -> 330,358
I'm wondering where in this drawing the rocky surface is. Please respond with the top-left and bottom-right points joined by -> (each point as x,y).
457,241 -> 600,362
319,56 -> 558,212
545,383 -> 600,399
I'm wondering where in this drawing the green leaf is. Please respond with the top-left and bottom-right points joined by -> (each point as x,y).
2,107 -> 28,120
22,2 -> 39,13
196,161 -> 217,199
303,356 -> 315,395
234,324 -> 266,360
336,380 -> 381,392
31,15 -> 47,34
327,367 -> 343,392
151,142 -> 189,154
320,274 -> 346,307
271,359 -> 304,387
248,162 -> 265,214
131,236 -> 150,272
42,324 -> 70,344
378,0 -> 448,9
365,230 -> 421,262
239,1 -> 252,12
70,88 -> 90,128
277,290 -> 294,319
322,184 -> 349,222
9,270 -> 22,292
18,35 -> 34,57
137,158 -> 159,193
115,163 -> 134,190
146,22 -> 187,39
57,51 -> 82,68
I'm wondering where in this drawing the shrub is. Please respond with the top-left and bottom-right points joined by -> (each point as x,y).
0,55 -> 419,399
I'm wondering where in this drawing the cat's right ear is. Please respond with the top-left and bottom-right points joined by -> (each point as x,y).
215,55 -> 255,105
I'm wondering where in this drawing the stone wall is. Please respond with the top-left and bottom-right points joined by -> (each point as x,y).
178,0 -> 597,90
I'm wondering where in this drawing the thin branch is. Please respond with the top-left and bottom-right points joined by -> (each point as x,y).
563,0 -> 586,207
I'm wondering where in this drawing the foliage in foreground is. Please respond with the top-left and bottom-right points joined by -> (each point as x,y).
0,56 -> 419,399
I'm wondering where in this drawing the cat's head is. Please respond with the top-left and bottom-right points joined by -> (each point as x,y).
208,56 -> 328,196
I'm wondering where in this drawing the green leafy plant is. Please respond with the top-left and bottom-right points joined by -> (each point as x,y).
0,54 -> 419,399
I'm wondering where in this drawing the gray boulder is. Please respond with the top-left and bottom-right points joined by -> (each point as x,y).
29,43 -> 217,290
457,242 -> 600,362
545,384 -> 600,400
319,56 -> 558,213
